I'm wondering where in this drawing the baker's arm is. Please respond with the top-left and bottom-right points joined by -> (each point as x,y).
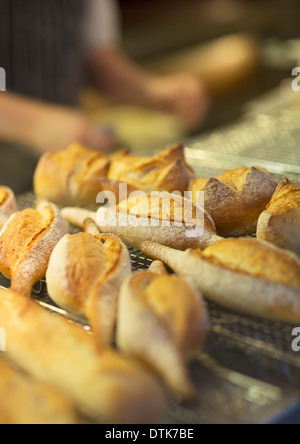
83,0 -> 210,130
0,93 -> 114,154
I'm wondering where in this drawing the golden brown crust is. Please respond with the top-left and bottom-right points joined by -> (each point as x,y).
140,274 -> 208,355
46,228 -> 132,345
163,144 -> 194,169
0,359 -> 78,424
140,239 -> 300,324
69,234 -> 122,305
189,166 -> 278,237
108,143 -> 195,195
117,271 -> 208,400
1,208 -> 54,271
98,177 -> 138,204
201,238 -> 300,291
0,201 -> 69,297
0,186 -> 17,230
0,287 -> 167,424
33,142 -> 112,206
0,188 -> 8,206
257,178 -> 300,255
34,142 -> 194,206
265,178 -> 300,214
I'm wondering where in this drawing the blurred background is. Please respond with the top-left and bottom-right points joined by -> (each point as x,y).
1,0 -> 300,192
82,0 -> 300,150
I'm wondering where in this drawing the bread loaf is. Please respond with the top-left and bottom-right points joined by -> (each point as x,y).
0,358 -> 78,424
140,238 -> 300,324
0,287 -> 166,424
105,143 -> 195,199
257,178 -> 300,255
61,192 -> 222,251
46,219 -> 132,346
116,270 -> 208,400
33,142 -> 128,206
189,166 -> 278,237
0,186 -> 17,230
0,200 -> 69,297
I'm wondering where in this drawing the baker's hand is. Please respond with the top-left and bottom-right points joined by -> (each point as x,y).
30,105 -> 117,154
145,74 -> 210,131
0,93 -> 118,155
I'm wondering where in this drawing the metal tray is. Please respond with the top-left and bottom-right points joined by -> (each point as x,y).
2,104 -> 300,424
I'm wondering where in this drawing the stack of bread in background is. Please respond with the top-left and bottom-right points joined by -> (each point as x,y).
0,139 -> 299,424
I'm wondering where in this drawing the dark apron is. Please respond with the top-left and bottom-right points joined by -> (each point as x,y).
0,0 -> 85,106
0,0 -> 86,192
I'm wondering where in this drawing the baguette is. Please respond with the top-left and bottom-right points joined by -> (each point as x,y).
140,238 -> 300,324
0,200 -> 69,297
33,142 -> 128,206
0,186 -> 17,230
257,178 -> 300,255
106,143 -> 195,198
0,287 -> 166,424
189,166 -> 278,237
148,260 -> 169,275
46,219 -> 132,346
61,192 -> 222,251
0,358 -> 78,424
116,270 -> 208,400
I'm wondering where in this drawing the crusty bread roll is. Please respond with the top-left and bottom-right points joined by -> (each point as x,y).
257,178 -> 300,255
189,166 -> 278,237
0,186 -> 17,230
0,358 -> 78,424
105,143 -> 195,199
46,219 -> 132,346
140,238 -> 300,324
61,192 -> 222,251
116,270 -> 208,400
33,142 -> 128,206
0,200 -> 69,297
0,287 -> 166,424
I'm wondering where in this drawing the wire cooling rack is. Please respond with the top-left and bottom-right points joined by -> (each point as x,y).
2,104 -> 300,424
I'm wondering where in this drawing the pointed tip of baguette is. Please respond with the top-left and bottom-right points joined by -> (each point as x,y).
148,261 -> 168,275
61,207 -> 97,229
140,241 -> 163,258
165,365 -> 197,403
140,242 -> 186,273
83,218 -> 100,235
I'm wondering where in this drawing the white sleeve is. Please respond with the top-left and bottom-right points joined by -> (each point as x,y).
83,0 -> 121,52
